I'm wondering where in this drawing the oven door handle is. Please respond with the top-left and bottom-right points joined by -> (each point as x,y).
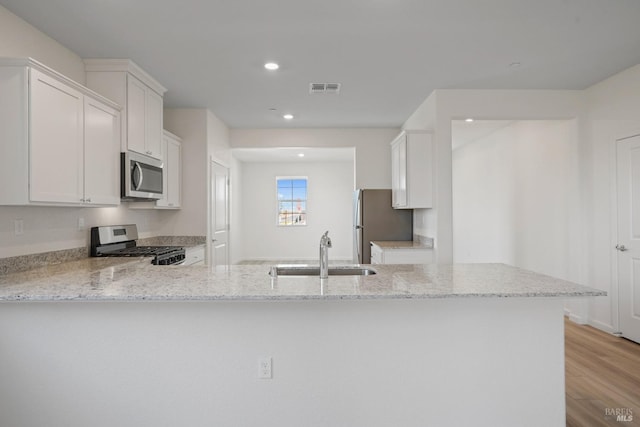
132,162 -> 143,190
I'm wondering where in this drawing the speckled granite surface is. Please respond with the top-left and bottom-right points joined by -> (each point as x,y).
0,247 -> 88,276
137,236 -> 206,247
0,260 -> 605,302
372,240 -> 433,249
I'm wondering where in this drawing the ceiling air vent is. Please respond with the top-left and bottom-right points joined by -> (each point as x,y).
309,83 -> 341,94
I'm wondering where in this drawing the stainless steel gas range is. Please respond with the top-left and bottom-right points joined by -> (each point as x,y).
90,224 -> 186,265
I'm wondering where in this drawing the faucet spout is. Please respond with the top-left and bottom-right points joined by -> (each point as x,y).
319,231 -> 332,279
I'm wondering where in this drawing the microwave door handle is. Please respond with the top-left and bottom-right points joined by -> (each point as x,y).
133,162 -> 143,190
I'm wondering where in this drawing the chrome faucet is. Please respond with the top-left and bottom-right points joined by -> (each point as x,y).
319,231 -> 332,279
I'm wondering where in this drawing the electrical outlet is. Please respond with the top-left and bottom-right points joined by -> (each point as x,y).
258,357 -> 272,379
77,217 -> 85,230
14,219 -> 24,236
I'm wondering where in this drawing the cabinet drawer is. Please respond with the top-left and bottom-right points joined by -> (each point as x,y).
384,249 -> 433,264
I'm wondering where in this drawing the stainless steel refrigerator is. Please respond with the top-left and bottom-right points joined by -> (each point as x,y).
353,189 -> 413,264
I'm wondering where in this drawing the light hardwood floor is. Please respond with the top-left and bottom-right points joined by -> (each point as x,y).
565,318 -> 640,426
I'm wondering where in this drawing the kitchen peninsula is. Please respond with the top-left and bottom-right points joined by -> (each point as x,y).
0,260 -> 604,427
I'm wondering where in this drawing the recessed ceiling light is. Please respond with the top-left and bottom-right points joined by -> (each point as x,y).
465,118 -> 474,122
298,153 -> 305,158
283,114 -> 294,120
264,62 -> 279,71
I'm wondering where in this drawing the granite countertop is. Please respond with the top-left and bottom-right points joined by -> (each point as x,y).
136,236 -> 206,248
371,240 -> 433,249
0,258 -> 605,302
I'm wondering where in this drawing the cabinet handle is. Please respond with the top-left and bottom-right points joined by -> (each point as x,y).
85,197 -> 92,203
80,198 -> 85,202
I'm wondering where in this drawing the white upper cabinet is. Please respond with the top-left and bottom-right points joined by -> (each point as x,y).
0,58 -> 121,207
84,97 -> 121,206
156,130 -> 182,209
85,59 -> 166,160
390,130 -> 433,209
29,68 -> 84,204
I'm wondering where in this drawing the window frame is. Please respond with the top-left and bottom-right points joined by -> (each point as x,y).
276,176 -> 308,227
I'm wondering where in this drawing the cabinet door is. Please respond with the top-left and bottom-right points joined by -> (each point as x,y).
166,137 -> 181,207
157,134 -> 181,208
145,89 -> 163,159
29,68 -> 84,203
126,75 -> 147,155
391,135 -> 407,208
84,96 -> 120,206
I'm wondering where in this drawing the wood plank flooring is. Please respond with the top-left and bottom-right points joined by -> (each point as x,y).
565,318 -> 640,426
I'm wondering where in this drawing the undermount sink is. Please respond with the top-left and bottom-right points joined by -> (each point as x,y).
269,265 -> 377,277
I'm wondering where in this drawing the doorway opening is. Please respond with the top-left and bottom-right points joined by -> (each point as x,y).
231,147 -> 355,264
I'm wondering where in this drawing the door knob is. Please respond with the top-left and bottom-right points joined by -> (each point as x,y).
616,244 -> 629,252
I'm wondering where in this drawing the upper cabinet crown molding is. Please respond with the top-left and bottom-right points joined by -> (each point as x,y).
83,58 -> 167,96
0,57 -> 121,111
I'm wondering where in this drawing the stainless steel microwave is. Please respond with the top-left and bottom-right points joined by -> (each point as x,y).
121,151 -> 163,200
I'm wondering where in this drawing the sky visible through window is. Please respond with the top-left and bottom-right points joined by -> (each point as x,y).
277,177 -> 307,226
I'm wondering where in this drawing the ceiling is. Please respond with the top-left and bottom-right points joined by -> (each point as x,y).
233,147 -> 354,163
2,0 -> 640,129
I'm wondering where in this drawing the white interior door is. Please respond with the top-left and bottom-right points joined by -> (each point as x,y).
211,161 -> 230,269
617,134 -> 640,344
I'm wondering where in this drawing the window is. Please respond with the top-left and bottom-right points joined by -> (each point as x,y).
277,177 -> 307,226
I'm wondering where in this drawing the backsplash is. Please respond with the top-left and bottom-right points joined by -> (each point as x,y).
0,205 -> 167,259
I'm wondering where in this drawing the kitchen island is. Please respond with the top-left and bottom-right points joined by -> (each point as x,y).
0,260 -> 604,427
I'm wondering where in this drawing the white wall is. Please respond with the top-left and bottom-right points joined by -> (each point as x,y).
0,5 -> 168,258
162,109 -> 210,237
582,64 -> 640,333
240,160 -> 354,261
453,120 -> 580,284
230,156 -> 245,263
0,6 -> 85,83
0,298 -> 566,427
230,128 -> 399,190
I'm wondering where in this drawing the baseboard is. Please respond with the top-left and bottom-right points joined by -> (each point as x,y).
589,318 -> 620,336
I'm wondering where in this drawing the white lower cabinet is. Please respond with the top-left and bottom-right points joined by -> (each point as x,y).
184,245 -> 205,266
370,242 -> 433,264
0,58 -> 121,206
156,131 -> 182,209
